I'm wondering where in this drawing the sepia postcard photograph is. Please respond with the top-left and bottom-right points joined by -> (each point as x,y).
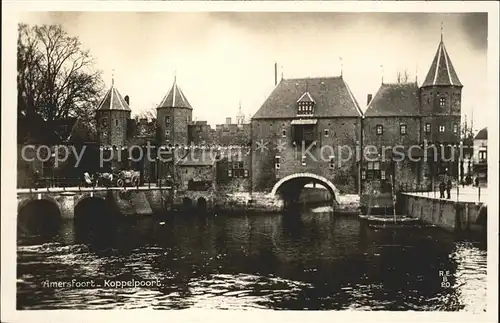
1,1 -> 498,322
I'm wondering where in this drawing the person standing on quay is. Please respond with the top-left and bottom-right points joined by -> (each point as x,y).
439,180 -> 445,199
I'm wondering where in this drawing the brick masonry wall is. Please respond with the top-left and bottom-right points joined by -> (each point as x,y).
216,147 -> 252,193
420,86 -> 461,143
96,110 -> 130,147
188,123 -> 251,146
157,107 -> 192,145
251,117 -> 361,194
420,86 -> 462,116
178,165 -> 215,191
188,124 -> 214,144
362,116 -> 421,147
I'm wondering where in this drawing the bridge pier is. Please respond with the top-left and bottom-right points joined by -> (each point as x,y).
55,192 -> 76,219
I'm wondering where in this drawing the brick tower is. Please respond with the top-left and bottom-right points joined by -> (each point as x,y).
96,78 -> 131,147
420,32 -> 463,178
156,77 -> 193,146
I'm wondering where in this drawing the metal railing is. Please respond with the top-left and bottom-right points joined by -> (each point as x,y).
23,176 -> 174,190
399,181 -> 486,203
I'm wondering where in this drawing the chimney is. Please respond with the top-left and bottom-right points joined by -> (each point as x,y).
367,94 -> 373,106
124,95 -> 130,106
274,62 -> 278,86
226,117 -> 232,125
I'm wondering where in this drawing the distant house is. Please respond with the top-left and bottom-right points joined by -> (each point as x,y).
473,127 -> 487,186
176,148 -> 218,191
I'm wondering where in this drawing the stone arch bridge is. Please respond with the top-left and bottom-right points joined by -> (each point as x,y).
17,187 -> 176,219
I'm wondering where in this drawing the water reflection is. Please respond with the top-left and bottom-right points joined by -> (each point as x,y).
17,208 -> 487,311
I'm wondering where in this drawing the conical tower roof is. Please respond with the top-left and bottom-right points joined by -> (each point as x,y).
97,80 -> 131,111
421,38 -> 462,88
158,78 -> 192,109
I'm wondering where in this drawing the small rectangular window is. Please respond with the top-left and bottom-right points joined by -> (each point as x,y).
301,155 -> 306,166
376,125 -> 383,135
275,156 -> 280,169
329,156 -> 335,169
361,171 -> 366,180
425,123 -> 431,133
439,97 -> 446,107
400,124 -> 407,135
373,162 -> 380,170
324,129 -> 329,137
115,119 -> 118,126
439,125 -> 445,133
228,169 -> 232,178
479,151 -> 487,161
381,170 -> 386,180
244,169 -> 249,177
453,124 -> 458,133
367,162 -> 373,170
282,129 -> 286,137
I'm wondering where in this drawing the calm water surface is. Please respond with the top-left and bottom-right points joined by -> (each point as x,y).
17,208 -> 487,311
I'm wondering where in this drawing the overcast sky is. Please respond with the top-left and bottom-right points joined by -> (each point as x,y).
20,12 -> 488,130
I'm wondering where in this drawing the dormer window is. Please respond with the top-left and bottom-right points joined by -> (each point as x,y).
297,91 -> 315,115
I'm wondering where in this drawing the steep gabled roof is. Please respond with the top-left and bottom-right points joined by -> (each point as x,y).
475,127 -> 487,140
252,77 -> 363,119
364,83 -> 420,117
97,82 -> 131,111
158,79 -> 192,109
421,39 -> 462,88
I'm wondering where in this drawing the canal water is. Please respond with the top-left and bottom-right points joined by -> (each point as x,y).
17,208 -> 487,311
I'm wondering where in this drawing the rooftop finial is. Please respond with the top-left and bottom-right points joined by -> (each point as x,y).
112,69 -> 115,86
340,56 -> 343,77
415,62 -> 418,84
441,21 -> 444,42
380,64 -> 384,84
174,69 -> 177,84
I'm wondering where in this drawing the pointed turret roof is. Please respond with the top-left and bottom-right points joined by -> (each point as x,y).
158,79 -> 192,109
97,80 -> 131,111
421,38 -> 462,88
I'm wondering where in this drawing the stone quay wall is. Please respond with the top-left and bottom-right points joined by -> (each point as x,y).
400,193 -> 487,234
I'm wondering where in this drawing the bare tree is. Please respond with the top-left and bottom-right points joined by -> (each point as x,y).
136,106 -> 157,121
17,24 -> 104,127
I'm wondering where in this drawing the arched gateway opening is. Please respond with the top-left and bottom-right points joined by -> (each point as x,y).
270,173 -> 339,209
